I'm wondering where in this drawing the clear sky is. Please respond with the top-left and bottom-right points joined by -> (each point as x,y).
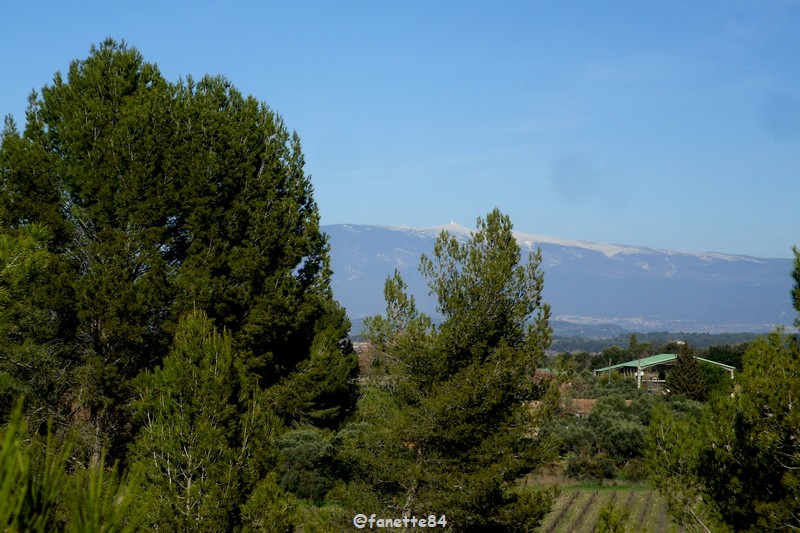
2,1 -> 798,258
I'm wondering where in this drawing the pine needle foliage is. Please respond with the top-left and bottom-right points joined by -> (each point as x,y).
0,402 -> 69,532
0,399 -> 142,532
0,39 -> 357,461
666,343 -> 708,402
344,209 -> 557,532
130,310 -> 296,531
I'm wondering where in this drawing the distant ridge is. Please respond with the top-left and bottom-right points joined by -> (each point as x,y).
384,221 -> 769,262
324,223 -> 795,335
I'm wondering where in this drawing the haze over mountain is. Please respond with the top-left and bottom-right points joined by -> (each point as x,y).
324,223 -> 795,336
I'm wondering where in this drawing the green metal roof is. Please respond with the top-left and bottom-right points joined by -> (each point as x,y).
694,356 -> 736,372
594,353 -> 735,373
595,353 -> 677,373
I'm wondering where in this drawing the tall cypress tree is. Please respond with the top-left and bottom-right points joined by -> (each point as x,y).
667,343 -> 707,402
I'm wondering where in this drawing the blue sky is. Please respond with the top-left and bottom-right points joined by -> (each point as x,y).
3,1 -> 798,257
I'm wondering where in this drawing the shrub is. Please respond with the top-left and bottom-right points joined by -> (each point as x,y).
622,458 -> 648,482
564,451 -> 616,481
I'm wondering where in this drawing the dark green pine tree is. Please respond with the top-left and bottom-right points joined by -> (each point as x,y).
130,310 -> 299,531
163,75 -> 357,427
0,41 -> 181,456
0,39 -> 358,459
667,343 -> 707,402
342,209 -> 557,532
0,225 -> 62,429
0,116 -> 78,433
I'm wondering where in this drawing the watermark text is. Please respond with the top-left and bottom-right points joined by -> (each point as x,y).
353,513 -> 447,529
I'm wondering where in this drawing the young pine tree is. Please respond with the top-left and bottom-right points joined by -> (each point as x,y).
0,226 -> 65,431
342,209 -> 557,532
129,310 -> 294,531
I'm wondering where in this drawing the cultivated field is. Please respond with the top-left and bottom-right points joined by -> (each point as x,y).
537,485 -> 683,533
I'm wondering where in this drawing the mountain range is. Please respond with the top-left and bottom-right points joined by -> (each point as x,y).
323,223 -> 796,336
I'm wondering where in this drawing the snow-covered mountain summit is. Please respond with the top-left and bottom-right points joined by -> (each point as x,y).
324,223 -> 794,334
405,221 -> 765,262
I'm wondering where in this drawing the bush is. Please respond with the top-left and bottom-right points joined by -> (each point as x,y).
276,429 -> 336,502
622,458 -> 648,482
588,397 -> 648,465
596,500 -> 630,533
564,451 -> 616,481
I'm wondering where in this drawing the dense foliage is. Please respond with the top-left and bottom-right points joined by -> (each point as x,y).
665,343 -> 708,402
0,399 -> 142,532
340,209 -> 558,531
0,40 -> 357,530
646,248 -> 800,532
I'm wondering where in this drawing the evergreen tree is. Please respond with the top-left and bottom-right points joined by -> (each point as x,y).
666,343 -> 707,402
648,246 -> 800,531
0,226 -> 65,431
0,40 -> 181,456
0,399 -> 143,532
162,72 -> 359,429
0,39 -> 357,459
650,331 -> 800,532
628,333 -> 639,355
697,330 -> 800,531
341,209 -> 557,531
130,310 -> 294,531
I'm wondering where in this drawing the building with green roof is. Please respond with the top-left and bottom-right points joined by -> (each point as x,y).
594,353 -> 735,390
